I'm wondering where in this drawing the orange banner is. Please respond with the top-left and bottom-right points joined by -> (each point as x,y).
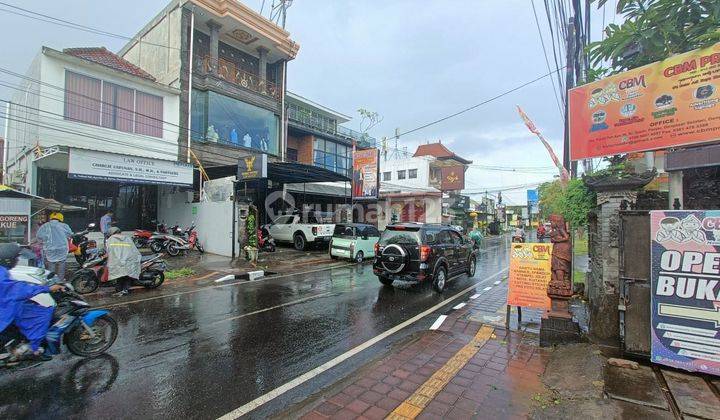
569,42 -> 720,160
507,242 -> 552,310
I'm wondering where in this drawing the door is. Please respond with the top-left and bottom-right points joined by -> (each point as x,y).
363,226 -> 381,257
450,230 -> 470,269
438,229 -> 459,273
619,211 -> 651,356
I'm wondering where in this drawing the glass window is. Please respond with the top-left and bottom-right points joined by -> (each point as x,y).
409,169 -> 418,179
191,89 -> 208,140
314,138 -> 326,151
438,230 -> 454,245
135,91 -> 163,138
449,230 -> 463,245
383,171 -> 391,181
65,71 -> 102,126
424,228 -> 441,244
380,228 -> 422,245
397,170 -> 406,180
198,90 -> 279,155
287,148 -> 298,162
325,141 -> 336,154
102,82 -> 134,133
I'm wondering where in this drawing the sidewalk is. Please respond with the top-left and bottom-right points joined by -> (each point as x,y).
293,279 -> 720,420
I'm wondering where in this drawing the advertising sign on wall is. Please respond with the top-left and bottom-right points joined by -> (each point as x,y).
650,210 -> 720,376
527,189 -> 539,214
236,153 -> 268,181
68,149 -> 194,186
507,242 -> 552,310
352,149 -> 379,200
569,42 -> 720,160
0,215 -> 29,242
440,165 -> 465,191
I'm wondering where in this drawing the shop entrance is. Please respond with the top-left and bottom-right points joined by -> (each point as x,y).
37,168 -> 158,231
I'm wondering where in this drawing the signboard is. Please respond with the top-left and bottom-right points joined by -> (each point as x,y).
569,42 -> 720,160
237,153 -> 268,181
527,189 -> 539,215
352,149 -> 379,200
508,242 -> 552,310
0,215 -> 29,242
440,165 -> 465,191
68,149 -> 194,186
651,210 -> 720,376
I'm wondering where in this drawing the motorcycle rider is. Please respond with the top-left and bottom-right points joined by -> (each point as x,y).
106,227 -> 141,297
513,225 -> 526,242
537,223 -> 547,241
0,243 -> 65,361
36,212 -> 73,281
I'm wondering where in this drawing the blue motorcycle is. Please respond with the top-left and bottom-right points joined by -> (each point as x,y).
1,268 -> 118,366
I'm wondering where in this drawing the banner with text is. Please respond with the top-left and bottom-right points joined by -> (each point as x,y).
569,42 -> 720,160
651,210 -> 720,376
68,149 -> 193,186
508,242 -> 552,310
352,149 -> 379,200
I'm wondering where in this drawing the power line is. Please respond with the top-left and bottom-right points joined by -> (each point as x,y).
384,65 -> 565,141
530,0 -> 564,120
0,1 -> 181,51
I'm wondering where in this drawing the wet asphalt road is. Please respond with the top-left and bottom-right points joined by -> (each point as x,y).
0,236 -> 510,420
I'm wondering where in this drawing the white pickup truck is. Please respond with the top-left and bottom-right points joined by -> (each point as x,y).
265,214 -> 335,250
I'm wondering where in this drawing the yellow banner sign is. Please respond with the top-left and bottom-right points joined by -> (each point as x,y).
508,242 -> 552,310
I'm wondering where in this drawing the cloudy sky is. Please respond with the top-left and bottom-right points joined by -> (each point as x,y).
0,0 -> 616,205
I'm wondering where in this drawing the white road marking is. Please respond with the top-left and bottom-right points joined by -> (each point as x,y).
215,275 -> 235,283
494,280 -> 501,285
452,303 -> 466,310
429,315 -> 448,330
217,267 -> 509,419
210,293 -> 332,325
483,286 -> 492,291
469,294 -> 480,300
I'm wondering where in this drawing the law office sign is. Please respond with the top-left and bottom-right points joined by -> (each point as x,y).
650,210 -> 720,376
68,149 -> 193,186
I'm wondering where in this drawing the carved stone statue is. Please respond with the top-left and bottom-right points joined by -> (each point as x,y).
548,214 -> 573,299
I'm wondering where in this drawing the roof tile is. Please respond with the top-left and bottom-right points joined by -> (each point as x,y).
63,47 -> 156,81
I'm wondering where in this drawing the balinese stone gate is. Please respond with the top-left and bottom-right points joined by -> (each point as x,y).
584,171 -> 656,345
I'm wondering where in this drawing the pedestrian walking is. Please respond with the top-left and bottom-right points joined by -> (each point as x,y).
106,227 -> 141,297
35,212 -> 73,281
100,210 -> 114,240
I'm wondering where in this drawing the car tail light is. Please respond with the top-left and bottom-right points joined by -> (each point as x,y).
312,226 -> 318,235
420,245 -> 431,262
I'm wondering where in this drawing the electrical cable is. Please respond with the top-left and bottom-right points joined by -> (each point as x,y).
530,0 -> 564,120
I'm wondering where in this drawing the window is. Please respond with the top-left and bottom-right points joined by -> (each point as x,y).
409,169 -> 418,179
287,148 -> 298,162
366,227 -> 380,237
312,138 -> 350,176
438,230 -> 454,245
63,70 -> 164,138
135,92 -> 163,137
424,228 -> 441,244
65,71 -> 101,126
191,89 -> 279,155
397,170 -> 406,180
383,171 -> 391,181
449,230 -> 463,245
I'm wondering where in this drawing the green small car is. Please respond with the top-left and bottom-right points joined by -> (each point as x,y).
329,223 -> 381,263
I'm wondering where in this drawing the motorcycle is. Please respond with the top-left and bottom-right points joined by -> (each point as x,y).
70,251 -> 167,294
162,224 -> 204,257
257,226 -> 276,252
1,266 -> 118,367
511,229 -> 526,243
70,223 -> 99,265
148,224 -> 181,253
133,223 -> 168,249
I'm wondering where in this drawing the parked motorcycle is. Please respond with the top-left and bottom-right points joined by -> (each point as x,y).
257,226 -> 276,252
70,223 -> 99,265
162,224 -> 204,257
148,224 -> 181,253
70,251 -> 167,294
2,267 -> 118,367
133,223 -> 168,249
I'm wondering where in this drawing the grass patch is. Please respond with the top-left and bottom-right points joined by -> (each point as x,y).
166,267 -> 195,279
573,269 -> 586,285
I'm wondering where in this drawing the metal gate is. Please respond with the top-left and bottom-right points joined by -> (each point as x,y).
618,210 -> 651,356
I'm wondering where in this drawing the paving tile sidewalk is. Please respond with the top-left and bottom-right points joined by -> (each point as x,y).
299,286 -> 552,420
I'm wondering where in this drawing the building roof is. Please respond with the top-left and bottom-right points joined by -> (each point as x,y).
413,142 -> 473,165
63,47 -> 156,81
286,92 -> 352,123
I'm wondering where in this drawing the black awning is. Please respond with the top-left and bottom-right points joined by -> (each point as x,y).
204,161 -> 351,184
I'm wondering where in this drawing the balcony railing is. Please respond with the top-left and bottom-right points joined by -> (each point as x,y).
195,55 -> 280,101
287,107 -> 338,135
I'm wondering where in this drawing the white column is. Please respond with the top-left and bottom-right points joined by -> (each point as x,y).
668,171 -> 683,209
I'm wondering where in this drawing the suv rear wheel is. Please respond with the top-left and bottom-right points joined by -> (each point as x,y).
432,265 -> 447,293
378,276 -> 393,286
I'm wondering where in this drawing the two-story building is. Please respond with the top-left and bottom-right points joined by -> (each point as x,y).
3,46 -> 186,230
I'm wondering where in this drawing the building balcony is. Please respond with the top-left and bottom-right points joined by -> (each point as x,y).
194,55 -> 281,101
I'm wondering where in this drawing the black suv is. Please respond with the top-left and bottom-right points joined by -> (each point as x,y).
373,223 -> 477,292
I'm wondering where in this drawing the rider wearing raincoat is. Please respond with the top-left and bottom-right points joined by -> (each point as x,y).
106,227 -> 142,297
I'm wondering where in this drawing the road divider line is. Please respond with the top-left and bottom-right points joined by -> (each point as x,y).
217,268 -> 508,419
469,294 -> 480,300
483,286 -> 492,291
452,303 -> 466,310
494,280 -> 501,285
210,292 -> 333,325
429,315 -> 447,330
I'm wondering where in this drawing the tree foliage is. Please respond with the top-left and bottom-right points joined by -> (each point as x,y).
538,179 -> 597,228
589,0 -> 720,74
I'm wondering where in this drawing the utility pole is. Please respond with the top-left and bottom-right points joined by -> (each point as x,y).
562,18 -> 576,177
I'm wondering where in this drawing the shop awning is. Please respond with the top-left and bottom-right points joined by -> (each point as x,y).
0,185 -> 40,199
205,161 -> 351,184
0,185 -> 85,214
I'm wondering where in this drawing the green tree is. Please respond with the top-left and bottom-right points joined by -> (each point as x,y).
590,0 -> 720,73
538,179 -> 596,229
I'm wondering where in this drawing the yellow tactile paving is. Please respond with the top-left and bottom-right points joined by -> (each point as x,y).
386,325 -> 495,419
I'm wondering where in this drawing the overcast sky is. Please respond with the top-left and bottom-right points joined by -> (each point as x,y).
0,0 -> 615,205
